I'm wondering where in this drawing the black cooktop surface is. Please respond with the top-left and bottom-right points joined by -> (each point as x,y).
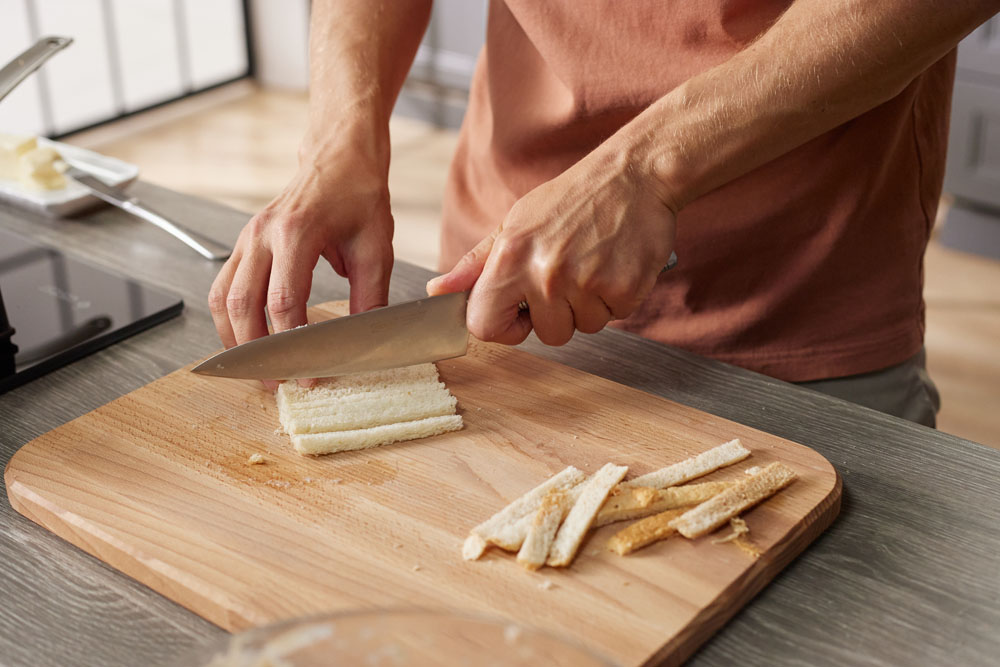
0,227 -> 183,393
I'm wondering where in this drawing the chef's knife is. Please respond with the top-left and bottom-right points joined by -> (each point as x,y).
191,291 -> 470,379
65,166 -> 232,261
190,251 -> 678,380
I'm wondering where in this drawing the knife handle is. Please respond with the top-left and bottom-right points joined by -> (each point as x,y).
120,199 -> 232,261
661,251 -> 679,273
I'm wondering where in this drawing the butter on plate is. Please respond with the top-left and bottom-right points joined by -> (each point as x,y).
0,133 -> 68,191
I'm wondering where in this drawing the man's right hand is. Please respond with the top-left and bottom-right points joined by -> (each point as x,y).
208,154 -> 394,357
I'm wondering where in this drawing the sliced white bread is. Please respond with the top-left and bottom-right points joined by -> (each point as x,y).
281,385 -> 457,434
290,415 -> 463,455
277,363 -> 462,456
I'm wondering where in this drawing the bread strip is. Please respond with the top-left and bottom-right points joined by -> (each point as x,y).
607,508 -> 689,556
547,463 -> 629,567
290,415 -> 463,455
469,466 -> 586,553
593,480 -> 734,527
516,490 -> 569,570
462,534 -> 488,561
621,439 -> 750,490
284,387 -> 457,434
670,461 -> 797,538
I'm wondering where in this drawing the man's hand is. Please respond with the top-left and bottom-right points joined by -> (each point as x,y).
427,143 -> 676,346
208,156 -> 393,353
207,0 -> 431,386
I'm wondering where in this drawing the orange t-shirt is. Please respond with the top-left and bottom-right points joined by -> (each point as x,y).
439,0 -> 955,382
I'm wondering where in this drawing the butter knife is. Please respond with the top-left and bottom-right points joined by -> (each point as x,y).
66,166 -> 231,261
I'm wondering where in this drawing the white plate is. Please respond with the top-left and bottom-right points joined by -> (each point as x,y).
0,139 -> 139,217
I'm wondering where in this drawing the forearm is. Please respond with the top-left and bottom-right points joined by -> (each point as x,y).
302,0 -> 433,175
625,0 -> 1000,211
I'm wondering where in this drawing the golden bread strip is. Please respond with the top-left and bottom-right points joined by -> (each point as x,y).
466,466 -> 586,556
516,490 -> 570,570
670,462 -> 797,538
593,480 -> 734,528
621,439 -> 750,490
607,508 -> 690,556
547,463 -> 629,567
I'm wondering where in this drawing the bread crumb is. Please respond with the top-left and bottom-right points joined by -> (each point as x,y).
713,517 -> 750,544
538,578 -> 553,591
744,466 -> 763,476
503,625 -> 523,643
265,479 -> 290,489
303,477 -> 313,483
572,435 -> 578,439
247,453 -> 264,465
394,543 -> 404,549
330,478 -> 343,484
412,564 -> 421,572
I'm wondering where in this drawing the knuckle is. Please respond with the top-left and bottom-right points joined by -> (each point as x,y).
492,234 -> 527,265
225,289 -> 259,317
207,285 -> 228,314
266,287 -> 300,318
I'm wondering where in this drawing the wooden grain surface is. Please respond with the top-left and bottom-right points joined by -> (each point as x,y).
5,301 -> 839,666
3,184 -> 1000,667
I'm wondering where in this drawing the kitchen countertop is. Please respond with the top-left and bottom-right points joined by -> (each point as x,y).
1,182 -> 998,667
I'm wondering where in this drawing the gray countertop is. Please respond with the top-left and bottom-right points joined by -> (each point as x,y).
1,183 -> 998,667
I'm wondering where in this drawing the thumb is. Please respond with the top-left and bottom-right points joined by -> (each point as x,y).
427,229 -> 498,296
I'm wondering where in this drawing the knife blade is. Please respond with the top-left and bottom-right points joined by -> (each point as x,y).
65,166 -> 231,261
191,291 -> 470,380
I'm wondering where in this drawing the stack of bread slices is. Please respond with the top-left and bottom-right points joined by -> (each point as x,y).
276,363 -> 463,455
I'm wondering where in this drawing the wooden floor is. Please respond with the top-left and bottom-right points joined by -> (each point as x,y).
67,84 -> 1000,449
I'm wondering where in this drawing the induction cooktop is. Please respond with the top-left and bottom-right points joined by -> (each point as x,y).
0,227 -> 183,393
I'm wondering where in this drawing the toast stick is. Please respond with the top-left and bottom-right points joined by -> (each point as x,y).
593,480 -> 734,527
516,490 -> 570,570
463,466 -> 586,558
670,462 -> 797,538
547,463 -> 629,567
607,508 -> 690,556
620,439 -> 750,490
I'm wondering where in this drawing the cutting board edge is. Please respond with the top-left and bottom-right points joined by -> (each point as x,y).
643,470 -> 843,667
3,468 -> 267,632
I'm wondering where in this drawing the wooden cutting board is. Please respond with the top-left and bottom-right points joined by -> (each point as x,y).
5,301 -> 840,666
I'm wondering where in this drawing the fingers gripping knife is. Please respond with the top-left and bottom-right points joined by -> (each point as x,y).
516,250 -> 679,312
192,253 -> 679,380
